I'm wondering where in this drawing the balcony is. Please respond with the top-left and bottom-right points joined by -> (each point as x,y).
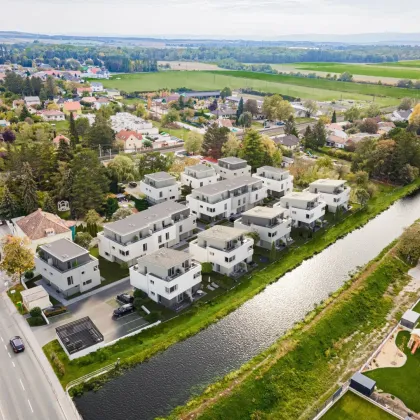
133,261 -> 201,283
36,254 -> 95,273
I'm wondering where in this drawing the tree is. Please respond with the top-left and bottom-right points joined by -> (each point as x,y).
331,110 -> 337,123
409,103 -> 420,127
19,105 -> 31,122
239,130 -> 266,171
184,131 -> 203,155
304,120 -> 326,150
365,103 -> 381,118
359,118 -> 378,134
134,103 -> 146,118
74,232 -> 93,249
45,76 -> 56,98
75,117 -> 90,137
86,113 -> 114,148
397,223 -> 420,264
182,108 -> 195,120
208,99 -> 218,112
339,72 -> 353,82
105,197 -> 119,219
398,97 -> 413,111
202,123 -> 230,159
303,99 -> 318,117
221,133 -> 241,157
107,155 -> 138,183
244,99 -> 258,117
56,138 -> 73,162
270,242 -> 277,262
284,115 -> 298,137
69,112 -> 79,148
111,207 -> 133,221
355,188 -> 370,207
262,94 -> 293,121
42,193 -> 56,214
0,236 -> 34,284
137,152 -> 173,179
238,112 -> 252,128
344,105 -> 361,122
2,129 -> 16,143
220,87 -> 232,99
0,185 -> 20,219
85,209 -> 102,225
161,109 -> 180,126
236,97 -> 244,122
143,139 -> 153,148
245,231 -> 260,245
20,162 -> 38,214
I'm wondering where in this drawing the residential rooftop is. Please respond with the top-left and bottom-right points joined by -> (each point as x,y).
198,225 -> 246,241
40,238 -> 89,262
310,179 -> 346,187
218,157 -> 247,165
186,164 -> 213,173
145,171 -> 175,181
137,248 -> 192,269
284,191 -> 320,202
20,286 -> 49,303
242,206 -> 288,219
192,176 -> 260,196
258,166 -> 289,174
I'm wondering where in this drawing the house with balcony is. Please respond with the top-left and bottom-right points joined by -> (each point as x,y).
130,248 -> 202,309
234,206 -> 292,249
180,164 -> 219,190
186,176 -> 267,222
276,191 -> 326,230
140,172 -> 181,204
189,225 -> 254,276
213,157 -> 251,180
253,166 -> 294,198
35,238 -> 101,297
98,202 -> 196,266
307,179 -> 350,213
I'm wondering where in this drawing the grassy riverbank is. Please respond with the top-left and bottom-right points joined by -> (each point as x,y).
43,179 -> 420,390
168,239 -> 413,420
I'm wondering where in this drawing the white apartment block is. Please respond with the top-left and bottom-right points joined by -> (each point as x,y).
110,112 -> 159,135
213,157 -> 251,180
276,191 -> 326,230
140,172 -> 181,204
35,238 -> 101,297
307,179 -> 350,213
234,206 -> 292,249
130,248 -> 202,309
189,225 -> 254,276
180,164 -> 219,190
253,166 -> 294,198
98,202 -> 196,266
186,176 -> 267,222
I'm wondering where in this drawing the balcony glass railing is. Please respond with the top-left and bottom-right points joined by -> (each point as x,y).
37,254 -> 94,273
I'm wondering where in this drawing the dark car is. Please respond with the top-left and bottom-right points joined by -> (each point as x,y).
129,182 -> 137,188
10,336 -> 25,353
113,303 -> 135,318
43,305 -> 67,317
116,293 -> 134,304
229,214 -> 241,222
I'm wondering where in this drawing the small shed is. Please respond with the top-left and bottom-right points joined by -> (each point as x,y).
350,372 -> 376,396
21,286 -> 52,311
401,309 -> 420,330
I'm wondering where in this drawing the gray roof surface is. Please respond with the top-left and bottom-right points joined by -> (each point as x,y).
258,166 -> 289,174
186,164 -> 214,173
24,96 -> 40,101
198,225 -> 246,241
282,191 -> 319,202
310,179 -> 346,187
218,157 -> 247,165
351,372 -> 376,390
402,309 -> 420,323
21,286 -> 49,303
242,206 -> 287,219
145,171 -> 175,181
41,238 -> 88,262
192,176 -> 260,196
104,201 -> 188,235
138,248 -> 191,269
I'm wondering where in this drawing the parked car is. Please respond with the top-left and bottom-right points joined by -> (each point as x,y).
43,305 -> 67,318
229,214 -> 241,222
113,303 -> 135,318
10,336 -> 25,353
116,293 -> 134,304
128,182 -> 137,188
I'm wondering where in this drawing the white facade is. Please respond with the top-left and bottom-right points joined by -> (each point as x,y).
35,239 -> 101,297
140,172 -> 181,204
21,286 -> 52,311
110,113 -> 159,135
91,82 -> 104,92
180,164 -> 219,189
98,202 -> 196,266
130,248 -> 202,309
186,176 -> 267,222
307,179 -> 351,213
253,166 -> 294,198
234,206 -> 292,249
276,192 -> 326,229
40,110 -> 65,121
213,157 -> 251,180
189,225 -> 254,276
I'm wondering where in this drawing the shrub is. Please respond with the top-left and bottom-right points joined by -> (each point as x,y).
27,316 -> 45,326
45,307 -> 67,318
201,262 -> 213,274
120,262 -> 129,270
29,306 -> 42,317
24,271 -> 34,279
50,351 -> 66,377
133,289 -> 146,298
145,312 -> 160,323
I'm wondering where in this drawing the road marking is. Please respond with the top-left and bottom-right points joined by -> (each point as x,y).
7,352 -> 11,359
127,322 -> 148,333
27,399 -> 33,413
20,379 -> 25,391
12,361 -> 15,367
0,336 -> 3,342
120,317 -> 144,327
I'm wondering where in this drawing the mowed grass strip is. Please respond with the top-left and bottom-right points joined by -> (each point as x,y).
378,60 -> 420,68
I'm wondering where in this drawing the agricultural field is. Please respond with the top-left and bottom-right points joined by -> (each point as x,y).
378,60 -> 420,68
158,61 -> 221,71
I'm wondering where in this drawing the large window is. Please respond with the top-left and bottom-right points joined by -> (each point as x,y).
165,284 -> 178,294
67,276 -> 74,286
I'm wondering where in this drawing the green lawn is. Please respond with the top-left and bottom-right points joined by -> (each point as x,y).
322,391 -> 397,420
412,300 -> 420,313
378,60 -> 420,68
7,284 -> 27,314
152,120 -> 191,140
365,331 -> 420,412
49,119 -> 69,134
89,247 -> 129,284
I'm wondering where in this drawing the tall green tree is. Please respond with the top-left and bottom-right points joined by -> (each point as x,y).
284,115 -> 298,137
137,152 -> 173,180
86,114 -> 114,148
105,197 -> 119,219
220,87 -> 232,99
69,112 -> 79,148
262,94 -> 293,121
331,110 -> 337,123
19,105 -> 31,122
238,129 -> 266,172
236,97 -> 244,122
20,162 -> 38,214
238,112 -> 252,128
202,123 -> 230,159
0,186 -> 20,219
57,138 -> 73,162
42,192 -> 56,214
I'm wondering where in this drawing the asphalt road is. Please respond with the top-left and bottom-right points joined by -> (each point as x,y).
0,294 -> 67,420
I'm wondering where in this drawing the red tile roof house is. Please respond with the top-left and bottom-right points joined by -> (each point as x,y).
116,130 -> 144,152
53,135 -> 70,147
63,101 -> 82,116
76,87 -> 93,96
80,96 -> 97,104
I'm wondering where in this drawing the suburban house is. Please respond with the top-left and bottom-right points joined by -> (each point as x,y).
213,157 -> 251,180
35,238 -> 101,297
211,108 -> 237,119
63,101 -> 82,116
39,110 -> 65,122
115,130 -> 144,152
140,172 -> 181,204
53,134 -> 70,147
12,99 -> 24,109
276,191 -> 326,230
215,118 -> 233,129
98,202 -> 196,266
307,179 -> 350,213
81,96 -> 97,104
7,209 -> 75,251
24,96 -> 41,107
20,286 -> 52,311
282,156 -> 294,168
76,87 -> 92,96
186,176 -> 267,222
189,225 -> 254,276
253,166 -> 293,198
106,89 -> 120,98
94,98 -> 110,110
326,134 -> 348,149
110,113 -> 159,135
130,248 -> 202,309
234,206 -> 292,249
180,164 -> 219,189
391,109 -> 412,122
272,134 -> 300,150
90,82 -> 104,92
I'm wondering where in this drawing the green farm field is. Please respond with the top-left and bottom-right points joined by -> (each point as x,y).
377,60 -> 420,68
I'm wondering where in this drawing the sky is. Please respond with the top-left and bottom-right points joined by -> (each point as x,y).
1,0 -> 420,39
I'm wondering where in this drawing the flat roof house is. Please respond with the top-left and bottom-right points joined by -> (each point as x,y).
189,225 -> 254,277
98,201 -> 196,266
234,206 -> 292,249
400,309 -> 420,330
130,248 -> 202,310
186,176 -> 267,222
253,166 -> 294,198
140,171 -> 181,204
35,238 -> 101,297
213,157 -> 251,180
24,96 -> 41,107
272,134 -> 300,150
180,164 -> 219,190
307,179 -> 350,213
276,191 -> 326,230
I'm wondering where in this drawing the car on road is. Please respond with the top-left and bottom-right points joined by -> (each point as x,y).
113,303 -> 135,318
116,293 -> 134,304
10,336 -> 25,353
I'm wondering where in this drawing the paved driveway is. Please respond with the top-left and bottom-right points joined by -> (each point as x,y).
33,279 -> 149,346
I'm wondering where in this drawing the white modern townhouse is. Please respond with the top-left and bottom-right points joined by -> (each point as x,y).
180,164 -> 219,190
140,171 -> 181,204
213,157 -> 251,180
307,179 -> 350,213
276,191 -> 326,230
189,225 -> 254,276
253,166 -> 294,198
130,248 -> 202,309
186,176 -> 267,222
234,206 -> 292,249
98,202 -> 196,266
35,238 -> 101,297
